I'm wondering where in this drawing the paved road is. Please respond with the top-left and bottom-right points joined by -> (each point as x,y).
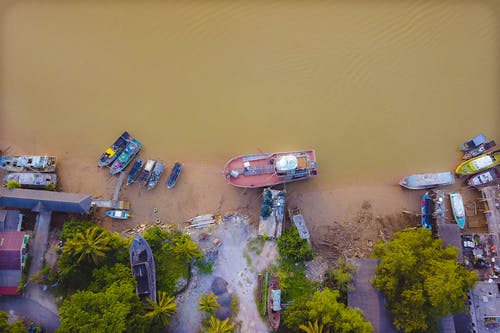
0,296 -> 60,332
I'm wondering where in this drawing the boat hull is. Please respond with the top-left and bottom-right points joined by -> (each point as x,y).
461,134 -> 487,151
0,155 -> 57,173
127,159 -> 144,185
98,131 -> 132,167
130,234 -> 157,303
147,162 -> 165,191
462,140 -> 496,160
399,172 -> 455,189
467,167 -> 500,188
167,162 -> 183,189
449,193 -> 466,229
110,138 -> 142,175
455,149 -> 500,176
268,276 -> 281,331
224,150 -> 317,188
105,210 -> 130,220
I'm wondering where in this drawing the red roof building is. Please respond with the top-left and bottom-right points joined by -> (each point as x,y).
0,231 -> 29,296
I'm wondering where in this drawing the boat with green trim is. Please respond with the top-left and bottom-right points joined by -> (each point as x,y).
455,149 -> 500,176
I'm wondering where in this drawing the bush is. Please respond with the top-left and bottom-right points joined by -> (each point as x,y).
277,228 -> 314,263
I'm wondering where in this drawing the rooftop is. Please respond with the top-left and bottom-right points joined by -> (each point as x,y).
469,281 -> 500,333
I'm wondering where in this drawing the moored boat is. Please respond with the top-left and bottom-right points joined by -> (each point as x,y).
461,134 -> 487,152
127,159 -> 144,185
139,160 -> 156,186
130,234 -> 157,302
110,138 -> 142,175
467,167 -> 500,188
421,192 -> 432,230
462,140 -> 496,160
224,150 -> 318,188
105,210 -> 131,220
0,155 -> 56,173
455,149 -> 500,176
449,193 -> 466,229
4,172 -> 57,189
98,131 -> 132,167
399,172 -> 455,190
268,276 -> 281,331
147,162 -> 165,191
166,162 -> 183,189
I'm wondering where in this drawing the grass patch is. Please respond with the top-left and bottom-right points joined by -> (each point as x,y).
247,237 -> 265,255
243,250 -> 252,266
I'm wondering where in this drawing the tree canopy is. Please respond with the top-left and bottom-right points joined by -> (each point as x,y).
372,228 -> 478,333
0,311 -> 27,333
277,227 -> 314,263
284,288 -> 373,333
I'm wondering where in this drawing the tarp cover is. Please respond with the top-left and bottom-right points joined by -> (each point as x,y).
276,155 -> 298,172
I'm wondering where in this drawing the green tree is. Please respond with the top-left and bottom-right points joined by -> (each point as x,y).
199,292 -> 220,315
57,281 -> 146,333
204,316 -> 234,333
324,258 -> 356,304
277,228 -> 314,263
89,263 -> 135,292
0,311 -> 27,333
63,227 -> 111,265
173,234 -> 202,261
284,288 -> 372,333
373,228 -> 478,333
145,291 -> 177,327
59,220 -> 95,241
299,320 -> 330,333
6,180 -> 21,189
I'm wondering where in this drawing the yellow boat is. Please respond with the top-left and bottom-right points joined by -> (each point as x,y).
455,149 -> 500,176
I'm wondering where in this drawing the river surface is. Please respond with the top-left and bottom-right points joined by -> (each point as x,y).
0,1 -> 498,186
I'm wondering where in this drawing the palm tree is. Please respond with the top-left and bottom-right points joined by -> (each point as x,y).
63,227 -> 111,265
146,291 -> 177,327
299,320 -> 329,333
198,292 -> 220,314
204,316 -> 234,333
173,236 -> 202,261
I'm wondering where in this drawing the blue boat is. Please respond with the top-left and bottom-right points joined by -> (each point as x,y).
127,159 -> 144,185
130,234 -> 157,303
98,131 -> 132,167
421,192 -> 432,230
139,160 -> 156,186
461,134 -> 487,152
449,193 -> 466,229
166,162 -> 183,189
105,210 -> 130,220
147,162 -> 165,191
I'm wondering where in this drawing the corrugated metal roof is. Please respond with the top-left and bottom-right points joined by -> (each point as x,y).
0,188 -> 91,214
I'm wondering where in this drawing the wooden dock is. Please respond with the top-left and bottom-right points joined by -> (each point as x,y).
92,172 -> 130,210
480,185 -> 500,234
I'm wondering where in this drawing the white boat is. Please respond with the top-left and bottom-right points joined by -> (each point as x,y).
449,193 -> 466,229
399,172 -> 455,190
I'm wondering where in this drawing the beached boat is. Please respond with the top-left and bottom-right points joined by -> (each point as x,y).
224,150 -> 318,188
127,159 -> 144,185
467,167 -> 500,188
166,162 -> 183,189
109,138 -> 142,175
268,276 -> 281,331
461,134 -> 487,152
449,193 -> 466,229
399,171 -> 455,190
462,140 -> 496,160
147,162 -> 165,191
105,210 -> 131,220
130,234 -> 157,302
138,160 -> 156,186
421,192 -> 432,230
0,155 -> 56,173
455,149 -> 500,176
98,131 -> 132,167
4,172 -> 57,189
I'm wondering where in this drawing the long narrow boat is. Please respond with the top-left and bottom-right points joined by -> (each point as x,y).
139,160 -> 156,186
166,162 -> 183,189
147,162 -> 165,191
449,193 -> 466,229
462,140 -> 496,160
127,159 -> 144,185
455,149 -> 500,176
399,172 -> 455,190
461,134 -> 487,152
4,172 -> 57,189
130,234 -> 157,303
467,167 -> 500,188
268,276 -> 281,331
421,192 -> 432,230
224,150 -> 318,188
110,138 -> 142,175
105,210 -> 130,220
98,131 -> 132,167
0,155 -> 56,173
